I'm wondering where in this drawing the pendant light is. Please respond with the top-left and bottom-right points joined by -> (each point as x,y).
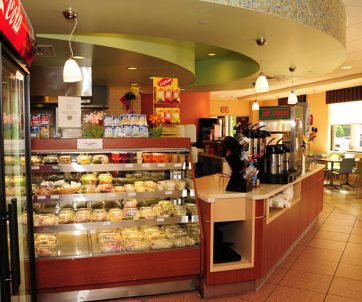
255,37 -> 269,93
63,8 -> 82,82
252,99 -> 260,111
287,66 -> 298,105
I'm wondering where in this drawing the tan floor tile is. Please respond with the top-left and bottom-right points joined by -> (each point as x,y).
314,230 -> 349,242
308,238 -> 346,252
267,266 -> 289,285
298,247 -> 342,263
281,254 -> 299,270
236,283 -> 276,302
292,256 -> 338,276
324,218 -> 356,226
279,269 -> 333,293
352,227 -> 362,235
355,219 -> 362,228
349,233 -> 362,244
266,285 -> 325,302
320,223 -> 354,234
329,277 -> 362,300
105,298 -> 144,302
335,263 -> 362,281
325,294 -> 361,301
341,243 -> 362,266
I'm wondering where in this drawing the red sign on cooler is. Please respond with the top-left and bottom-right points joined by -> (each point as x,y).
157,77 -> 173,87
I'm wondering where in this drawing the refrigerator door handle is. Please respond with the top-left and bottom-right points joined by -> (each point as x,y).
8,198 -> 21,295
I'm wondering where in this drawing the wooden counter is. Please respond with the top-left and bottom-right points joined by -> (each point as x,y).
196,164 -> 325,298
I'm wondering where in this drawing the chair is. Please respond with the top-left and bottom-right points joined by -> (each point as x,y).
353,160 -> 362,186
332,158 -> 356,190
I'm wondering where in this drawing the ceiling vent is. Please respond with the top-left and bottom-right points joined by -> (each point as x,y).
35,45 -> 56,57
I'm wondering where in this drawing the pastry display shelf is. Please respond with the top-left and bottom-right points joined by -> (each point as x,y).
5,165 -> 24,174
32,189 -> 194,203
30,162 -> 191,174
33,215 -> 198,233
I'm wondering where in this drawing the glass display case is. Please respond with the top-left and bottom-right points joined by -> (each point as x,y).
29,138 -> 201,301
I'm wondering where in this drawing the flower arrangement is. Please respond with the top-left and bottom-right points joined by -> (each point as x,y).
120,85 -> 141,113
148,114 -> 163,138
82,111 -> 105,138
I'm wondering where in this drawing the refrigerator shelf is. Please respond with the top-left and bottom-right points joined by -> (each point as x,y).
33,215 -> 196,233
32,189 -> 192,203
31,162 -> 190,173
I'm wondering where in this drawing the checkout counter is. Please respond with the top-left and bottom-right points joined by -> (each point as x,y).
196,164 -> 325,298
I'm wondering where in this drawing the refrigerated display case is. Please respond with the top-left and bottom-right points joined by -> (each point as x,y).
29,138 -> 201,302
0,2 -> 36,302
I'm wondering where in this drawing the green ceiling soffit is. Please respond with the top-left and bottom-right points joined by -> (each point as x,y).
37,33 -> 196,75
190,53 -> 258,87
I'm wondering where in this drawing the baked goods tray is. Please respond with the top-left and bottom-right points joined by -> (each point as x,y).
33,215 -> 192,233
31,162 -> 190,173
32,189 -> 190,203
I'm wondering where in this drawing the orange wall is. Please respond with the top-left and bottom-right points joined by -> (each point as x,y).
307,92 -> 330,153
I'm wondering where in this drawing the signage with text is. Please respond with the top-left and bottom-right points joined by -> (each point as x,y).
259,106 -> 291,120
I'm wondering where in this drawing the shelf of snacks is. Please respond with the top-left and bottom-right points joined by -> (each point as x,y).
31,138 -> 201,297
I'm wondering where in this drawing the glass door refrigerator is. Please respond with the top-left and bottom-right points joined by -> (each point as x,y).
0,1 -> 36,301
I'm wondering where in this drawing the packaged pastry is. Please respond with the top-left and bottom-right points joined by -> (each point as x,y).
92,209 -> 108,222
37,214 -> 58,226
31,155 -> 42,165
125,239 -> 148,251
103,115 -> 114,126
98,231 -> 121,242
104,126 -> 114,138
114,186 -> 125,192
164,109 -> 172,124
123,208 -> 139,220
113,126 -> 123,138
153,200 -> 174,218
156,87 -> 164,103
139,207 -> 156,219
173,205 -> 187,216
59,155 -> 72,164
176,180 -> 186,190
130,114 -> 139,125
172,236 -> 195,248
75,209 -> 91,223
92,154 -> 109,164
57,181 -> 81,194
139,125 -> 149,138
35,233 -> 57,245
164,87 -> 172,103
43,155 -> 59,164
80,174 -> 97,185
123,199 -> 137,208
113,116 -> 121,126
108,208 -> 123,222
99,240 -> 124,253
131,125 -> 140,137
120,114 -> 130,125
124,184 -> 135,193
80,184 -> 97,194
97,184 -> 114,193
98,173 -> 113,184
12,175 -> 25,186
35,244 -> 57,257
138,114 -> 147,126
4,156 -> 16,165
149,238 -> 173,250
123,125 -> 132,137
172,87 -> 181,103
172,108 -> 180,124
58,209 -> 74,224
76,155 -> 92,165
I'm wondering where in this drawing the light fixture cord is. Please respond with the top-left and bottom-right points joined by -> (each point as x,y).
68,17 -> 77,58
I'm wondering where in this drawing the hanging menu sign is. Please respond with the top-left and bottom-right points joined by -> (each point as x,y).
259,106 -> 291,120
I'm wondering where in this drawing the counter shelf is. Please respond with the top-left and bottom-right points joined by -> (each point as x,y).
31,162 -> 190,173
33,215 -> 193,233
32,189 -> 191,203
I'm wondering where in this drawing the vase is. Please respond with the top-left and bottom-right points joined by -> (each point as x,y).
82,123 -> 104,138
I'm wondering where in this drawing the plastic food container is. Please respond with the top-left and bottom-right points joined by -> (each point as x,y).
98,173 -> 113,184
122,208 -> 139,220
35,244 -> 57,257
80,174 -> 97,186
75,209 -> 91,223
139,207 -> 156,219
151,153 -> 163,163
58,209 -> 74,224
149,238 -> 173,250
108,208 -> 123,222
37,214 -> 58,226
142,153 -> 152,163
127,152 -> 136,163
99,240 -> 124,253
120,152 -> 128,163
92,209 -> 108,222
125,239 -> 149,252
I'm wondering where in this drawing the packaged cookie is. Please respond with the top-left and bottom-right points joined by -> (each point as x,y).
113,126 -> 123,138
104,126 -> 114,138
103,115 -> 114,126
164,109 -> 172,124
123,125 -> 132,137
138,114 -> 147,126
139,125 -> 149,137
172,88 -> 180,103
130,114 -> 139,125
113,116 -> 121,126
131,125 -> 140,137
172,108 -> 180,124
164,87 -> 172,103
120,114 -> 130,125
156,87 -> 164,103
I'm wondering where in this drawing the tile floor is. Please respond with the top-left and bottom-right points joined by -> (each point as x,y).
106,187 -> 362,302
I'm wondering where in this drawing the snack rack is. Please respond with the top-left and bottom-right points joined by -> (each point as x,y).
29,138 -> 201,301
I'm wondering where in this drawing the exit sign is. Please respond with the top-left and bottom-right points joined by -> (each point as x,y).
259,106 -> 291,120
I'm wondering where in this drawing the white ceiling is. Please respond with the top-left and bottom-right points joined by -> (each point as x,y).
217,0 -> 362,101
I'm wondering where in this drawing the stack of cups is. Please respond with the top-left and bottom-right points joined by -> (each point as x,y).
136,152 -> 143,163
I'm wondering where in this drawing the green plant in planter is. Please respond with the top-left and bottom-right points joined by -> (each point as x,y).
83,124 -> 104,138
149,127 -> 162,138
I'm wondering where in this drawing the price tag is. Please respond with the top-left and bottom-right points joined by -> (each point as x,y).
157,163 -> 165,168
107,193 -> 116,198
174,163 -> 182,168
32,166 -> 40,170
156,218 -> 165,223
165,191 -> 172,195
142,164 -> 150,168
77,139 -> 103,150
103,222 -> 111,226
128,192 -> 136,197
37,196 -> 46,200
51,195 -> 59,200
125,164 -> 133,168
52,166 -> 60,170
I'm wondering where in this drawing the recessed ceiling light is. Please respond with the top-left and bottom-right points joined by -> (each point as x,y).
127,67 -> 137,70
73,55 -> 85,59
180,88 -> 186,91
220,95 -> 226,98
341,65 -> 352,70
208,53 -> 216,56
131,83 -> 138,86
199,19 -> 209,25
